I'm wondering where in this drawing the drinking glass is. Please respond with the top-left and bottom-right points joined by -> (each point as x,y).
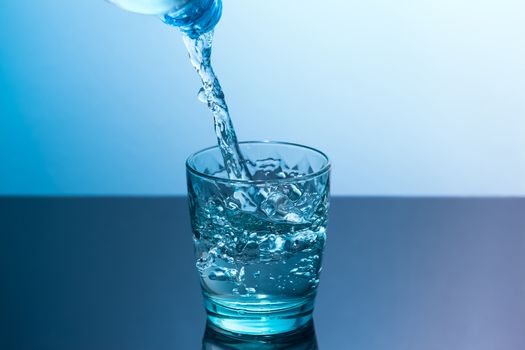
186,141 -> 330,335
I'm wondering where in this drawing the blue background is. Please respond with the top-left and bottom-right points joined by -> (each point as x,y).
1,0 -> 524,195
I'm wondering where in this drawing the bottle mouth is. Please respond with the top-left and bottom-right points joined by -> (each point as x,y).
162,0 -> 222,38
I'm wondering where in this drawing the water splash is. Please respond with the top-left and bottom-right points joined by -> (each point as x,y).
182,32 -> 250,180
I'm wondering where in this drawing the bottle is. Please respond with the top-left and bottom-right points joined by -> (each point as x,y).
108,0 -> 222,38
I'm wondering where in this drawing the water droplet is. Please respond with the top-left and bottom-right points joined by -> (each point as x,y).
197,87 -> 207,103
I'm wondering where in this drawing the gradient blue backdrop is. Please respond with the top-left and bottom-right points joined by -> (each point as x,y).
1,0 -> 524,195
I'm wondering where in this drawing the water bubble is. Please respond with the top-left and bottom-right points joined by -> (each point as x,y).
220,253 -> 235,264
208,269 -> 229,281
259,234 -> 291,262
237,266 -> 245,283
266,235 -> 287,253
260,192 -> 291,218
291,230 -> 318,252
212,216 -> 226,226
241,241 -> 259,261
196,248 -> 217,271
208,267 -> 236,281
260,191 -> 307,223
284,212 -> 302,223
197,87 -> 208,103
308,278 -> 320,288
289,266 -> 312,278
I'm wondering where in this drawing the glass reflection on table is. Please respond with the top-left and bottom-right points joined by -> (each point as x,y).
202,320 -> 318,349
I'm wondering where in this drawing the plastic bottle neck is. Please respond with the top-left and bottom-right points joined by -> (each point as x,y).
162,0 -> 222,38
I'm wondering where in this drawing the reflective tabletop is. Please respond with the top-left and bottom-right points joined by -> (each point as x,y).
1,197 -> 523,349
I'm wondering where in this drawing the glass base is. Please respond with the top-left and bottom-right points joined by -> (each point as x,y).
204,296 -> 315,335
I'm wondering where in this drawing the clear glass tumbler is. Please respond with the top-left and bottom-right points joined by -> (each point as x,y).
186,141 -> 330,335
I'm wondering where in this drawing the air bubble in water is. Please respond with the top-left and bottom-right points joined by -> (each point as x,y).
197,87 -> 207,103
208,269 -> 228,281
208,267 -> 237,281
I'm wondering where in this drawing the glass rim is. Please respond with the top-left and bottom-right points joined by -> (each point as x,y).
186,140 -> 331,185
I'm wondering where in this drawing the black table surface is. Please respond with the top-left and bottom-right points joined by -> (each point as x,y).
1,197 -> 524,349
